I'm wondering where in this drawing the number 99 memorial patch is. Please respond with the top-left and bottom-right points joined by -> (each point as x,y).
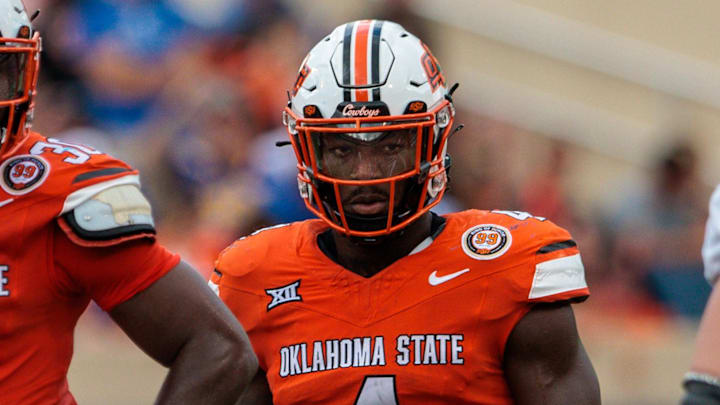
461,224 -> 512,260
1,155 -> 50,195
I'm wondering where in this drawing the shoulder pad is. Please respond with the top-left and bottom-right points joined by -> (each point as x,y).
58,184 -> 155,247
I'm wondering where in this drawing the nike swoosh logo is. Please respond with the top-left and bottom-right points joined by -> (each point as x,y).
428,268 -> 470,286
0,198 -> 14,208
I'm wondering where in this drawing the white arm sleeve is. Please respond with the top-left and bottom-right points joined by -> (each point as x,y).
703,185 -> 720,286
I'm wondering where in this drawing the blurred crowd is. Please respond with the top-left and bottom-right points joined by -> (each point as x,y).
26,0 -> 713,319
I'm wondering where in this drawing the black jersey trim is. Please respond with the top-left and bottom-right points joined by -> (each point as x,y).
72,167 -> 132,183
537,240 -> 577,254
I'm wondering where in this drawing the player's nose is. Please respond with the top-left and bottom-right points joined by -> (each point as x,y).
348,152 -> 385,180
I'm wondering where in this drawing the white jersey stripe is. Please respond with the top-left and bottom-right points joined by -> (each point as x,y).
528,253 -> 587,299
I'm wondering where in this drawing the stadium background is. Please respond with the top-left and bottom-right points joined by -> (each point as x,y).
23,0 -> 720,403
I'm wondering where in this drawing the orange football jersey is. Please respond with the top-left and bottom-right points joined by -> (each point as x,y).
213,209 -> 589,405
0,132 -> 178,405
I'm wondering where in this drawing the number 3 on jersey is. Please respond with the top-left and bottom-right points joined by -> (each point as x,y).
355,375 -> 399,405
29,138 -> 101,164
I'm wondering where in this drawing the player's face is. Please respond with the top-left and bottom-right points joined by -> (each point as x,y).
318,128 -> 417,216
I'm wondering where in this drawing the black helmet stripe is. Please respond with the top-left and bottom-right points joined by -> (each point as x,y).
342,21 -> 354,102
371,20 -> 384,101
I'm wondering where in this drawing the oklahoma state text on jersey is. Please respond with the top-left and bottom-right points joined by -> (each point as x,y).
213,210 -> 589,405
0,133 -> 178,405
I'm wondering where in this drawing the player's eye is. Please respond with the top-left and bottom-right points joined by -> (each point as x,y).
330,145 -> 352,158
382,142 -> 405,154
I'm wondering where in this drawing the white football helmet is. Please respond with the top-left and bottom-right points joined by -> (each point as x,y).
283,20 -> 457,238
0,0 -> 40,161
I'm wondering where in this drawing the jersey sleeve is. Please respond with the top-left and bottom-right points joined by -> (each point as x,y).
518,219 -> 589,304
52,223 -> 180,311
704,185 -> 720,286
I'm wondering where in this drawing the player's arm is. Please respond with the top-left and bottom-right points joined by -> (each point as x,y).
682,283 -> 720,405
235,369 -> 273,405
682,278 -> 720,405
682,285 -> 720,405
55,181 -> 257,403
503,302 -> 600,405
110,260 -> 258,404
680,185 -> 720,404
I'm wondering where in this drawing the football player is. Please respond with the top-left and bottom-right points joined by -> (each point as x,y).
681,184 -> 720,404
213,20 -> 600,404
0,2 -> 257,404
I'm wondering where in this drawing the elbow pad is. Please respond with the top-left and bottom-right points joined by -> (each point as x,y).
682,373 -> 720,405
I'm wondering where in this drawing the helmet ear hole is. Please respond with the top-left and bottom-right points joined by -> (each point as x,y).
428,171 -> 447,198
297,175 -> 312,201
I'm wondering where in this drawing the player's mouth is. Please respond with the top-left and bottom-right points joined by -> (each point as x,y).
345,193 -> 389,216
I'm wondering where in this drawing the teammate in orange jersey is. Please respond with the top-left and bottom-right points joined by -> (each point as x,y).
681,184 -> 720,404
0,2 -> 257,404
212,20 -> 600,404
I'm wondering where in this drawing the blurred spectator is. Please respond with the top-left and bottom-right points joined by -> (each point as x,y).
519,141 -> 572,226
447,115 -> 520,212
607,141 -> 710,317
517,140 -> 605,287
210,15 -> 309,131
49,0 -> 193,132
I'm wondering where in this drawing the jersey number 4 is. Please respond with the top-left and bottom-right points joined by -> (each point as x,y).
492,210 -> 546,222
355,375 -> 399,405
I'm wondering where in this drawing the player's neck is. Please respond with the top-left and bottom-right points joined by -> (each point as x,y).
329,212 -> 434,278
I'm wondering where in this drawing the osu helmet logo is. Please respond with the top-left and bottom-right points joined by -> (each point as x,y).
420,42 -> 445,92
292,64 -> 311,96
304,105 -> 317,116
461,224 -> 512,260
407,101 -> 425,113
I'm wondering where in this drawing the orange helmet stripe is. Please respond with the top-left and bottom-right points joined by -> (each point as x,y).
353,20 -> 372,102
